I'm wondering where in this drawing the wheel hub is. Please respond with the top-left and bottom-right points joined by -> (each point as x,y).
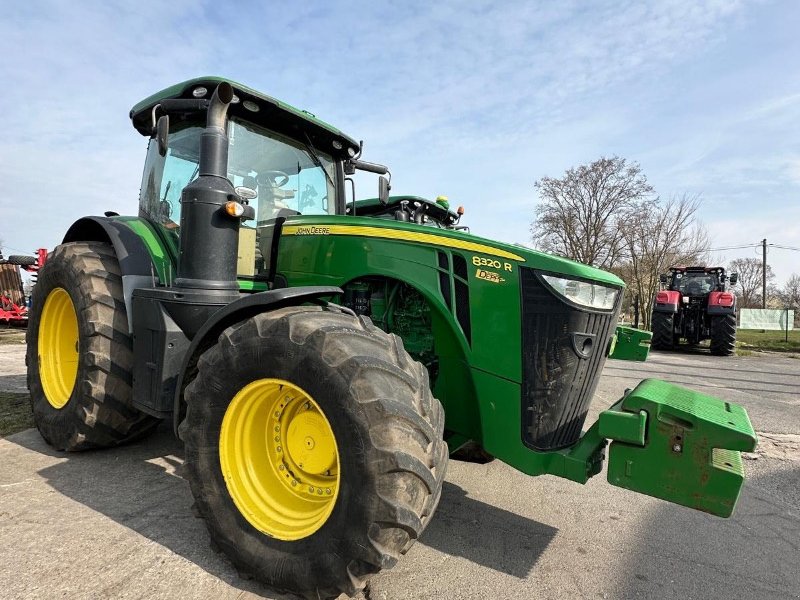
219,378 -> 340,540
38,287 -> 79,409
286,411 -> 336,475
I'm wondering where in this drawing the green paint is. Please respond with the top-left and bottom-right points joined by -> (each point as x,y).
238,280 -> 269,292
609,326 -> 652,361
112,217 -> 174,283
281,214 -> 623,286
603,379 -> 757,517
598,408 -> 647,446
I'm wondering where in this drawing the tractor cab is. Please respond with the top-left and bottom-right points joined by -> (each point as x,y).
130,77 -> 388,285
662,266 -> 736,297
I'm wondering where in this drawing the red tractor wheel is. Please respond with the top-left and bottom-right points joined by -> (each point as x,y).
651,312 -> 675,350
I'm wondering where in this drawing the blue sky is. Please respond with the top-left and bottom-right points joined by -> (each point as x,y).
1,0 -> 798,284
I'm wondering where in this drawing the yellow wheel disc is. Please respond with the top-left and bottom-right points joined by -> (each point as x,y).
38,287 -> 79,409
219,378 -> 340,540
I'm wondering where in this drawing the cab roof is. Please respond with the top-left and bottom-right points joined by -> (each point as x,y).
670,266 -> 725,272
129,76 -> 360,159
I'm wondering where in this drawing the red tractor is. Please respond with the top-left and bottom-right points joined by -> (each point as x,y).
651,266 -> 738,355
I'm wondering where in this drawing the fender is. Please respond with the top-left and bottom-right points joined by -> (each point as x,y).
707,291 -> 736,315
653,290 -> 680,313
172,286 -> 342,433
63,216 -> 159,332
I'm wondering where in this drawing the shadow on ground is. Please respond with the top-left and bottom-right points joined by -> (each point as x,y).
419,481 -> 557,578
7,424 -> 291,599
6,427 -> 557,594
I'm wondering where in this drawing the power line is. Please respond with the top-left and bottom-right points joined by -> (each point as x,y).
703,243 -> 761,252
770,244 -> 800,252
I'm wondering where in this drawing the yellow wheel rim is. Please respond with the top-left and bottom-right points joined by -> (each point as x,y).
38,287 -> 79,409
219,378 -> 340,540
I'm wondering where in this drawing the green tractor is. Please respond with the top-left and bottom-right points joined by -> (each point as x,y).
27,78 -> 757,598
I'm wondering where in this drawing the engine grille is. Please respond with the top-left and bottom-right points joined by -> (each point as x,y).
520,268 -> 620,450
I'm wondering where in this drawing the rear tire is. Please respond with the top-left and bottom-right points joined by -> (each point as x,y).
651,312 -> 675,350
710,314 -> 736,356
180,306 -> 447,599
26,242 -> 160,451
7,255 -> 36,266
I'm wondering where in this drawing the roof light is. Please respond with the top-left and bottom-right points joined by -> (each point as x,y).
243,100 -> 259,112
192,87 -> 208,98
332,140 -> 343,150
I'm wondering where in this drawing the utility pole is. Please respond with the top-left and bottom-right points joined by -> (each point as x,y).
762,238 -> 767,309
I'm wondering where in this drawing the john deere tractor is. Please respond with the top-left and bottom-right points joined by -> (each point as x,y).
27,78 -> 756,598
651,266 -> 738,355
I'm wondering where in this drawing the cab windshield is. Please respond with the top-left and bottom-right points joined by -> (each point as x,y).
671,272 -> 719,295
139,118 -> 337,278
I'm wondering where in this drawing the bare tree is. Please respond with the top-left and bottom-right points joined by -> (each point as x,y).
531,156 -> 654,269
729,257 -> 775,308
618,194 -> 708,329
779,273 -> 800,310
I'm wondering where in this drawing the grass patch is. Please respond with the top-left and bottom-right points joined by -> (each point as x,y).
736,328 -> 800,353
0,391 -> 33,437
0,329 -> 26,345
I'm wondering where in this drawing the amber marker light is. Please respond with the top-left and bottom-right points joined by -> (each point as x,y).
225,201 -> 245,217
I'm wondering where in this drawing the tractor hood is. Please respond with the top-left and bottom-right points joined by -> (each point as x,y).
280,214 -> 625,288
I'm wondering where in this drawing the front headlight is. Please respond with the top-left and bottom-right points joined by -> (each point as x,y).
541,274 -> 619,310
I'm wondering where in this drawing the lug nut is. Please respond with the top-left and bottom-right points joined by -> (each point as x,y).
672,444 -> 682,452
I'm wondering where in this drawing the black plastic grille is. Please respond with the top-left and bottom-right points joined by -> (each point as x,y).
453,255 -> 471,344
453,253 -> 468,280
437,251 -> 452,311
520,268 -> 619,450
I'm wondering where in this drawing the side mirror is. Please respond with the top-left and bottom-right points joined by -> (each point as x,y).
235,186 -> 257,201
659,274 -> 668,284
729,273 -> 738,285
156,115 -> 170,157
378,175 -> 391,205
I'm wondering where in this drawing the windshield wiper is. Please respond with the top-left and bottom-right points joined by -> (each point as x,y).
302,133 -> 334,189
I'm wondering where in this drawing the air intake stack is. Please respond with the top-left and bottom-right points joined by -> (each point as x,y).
174,82 -> 240,292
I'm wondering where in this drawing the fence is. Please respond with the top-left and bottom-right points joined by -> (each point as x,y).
738,308 -> 795,331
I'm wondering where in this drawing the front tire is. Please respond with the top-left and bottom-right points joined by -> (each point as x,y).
180,306 -> 447,599
710,313 -> 736,356
651,311 -> 675,350
26,242 -> 160,451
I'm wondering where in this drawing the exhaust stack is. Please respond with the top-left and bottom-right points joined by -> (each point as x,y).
174,82 -> 240,292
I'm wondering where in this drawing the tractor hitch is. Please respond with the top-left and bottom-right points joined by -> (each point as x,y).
548,379 -> 757,518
